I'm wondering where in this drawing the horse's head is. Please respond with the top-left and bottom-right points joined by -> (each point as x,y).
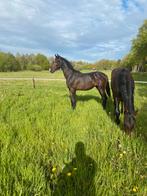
50,54 -> 62,73
124,110 -> 137,133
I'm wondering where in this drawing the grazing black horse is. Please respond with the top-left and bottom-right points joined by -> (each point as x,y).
111,68 -> 137,133
50,54 -> 110,109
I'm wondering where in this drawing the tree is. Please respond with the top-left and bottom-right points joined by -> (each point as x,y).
128,20 -> 147,71
15,53 -> 29,70
35,53 -> 49,70
0,52 -> 21,71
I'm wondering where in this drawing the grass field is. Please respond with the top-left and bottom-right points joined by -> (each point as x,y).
0,70 -> 147,81
0,71 -> 147,195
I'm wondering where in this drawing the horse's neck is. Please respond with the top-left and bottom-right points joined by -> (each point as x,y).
61,62 -> 74,80
124,95 -> 134,113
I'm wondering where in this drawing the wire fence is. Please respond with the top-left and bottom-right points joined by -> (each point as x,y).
0,77 -> 147,94
0,77 -> 147,84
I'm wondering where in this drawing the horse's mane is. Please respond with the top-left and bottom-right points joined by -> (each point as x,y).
60,56 -> 75,70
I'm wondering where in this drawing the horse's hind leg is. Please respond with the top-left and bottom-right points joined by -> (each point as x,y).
96,87 -> 107,109
69,88 -> 76,109
114,98 -> 120,124
121,101 -> 123,113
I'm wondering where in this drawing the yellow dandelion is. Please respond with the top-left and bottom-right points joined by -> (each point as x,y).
132,186 -> 138,192
123,150 -> 126,154
118,144 -> 122,149
52,167 -> 57,173
67,172 -> 72,176
119,153 -> 123,158
140,175 -> 144,179
135,171 -> 139,174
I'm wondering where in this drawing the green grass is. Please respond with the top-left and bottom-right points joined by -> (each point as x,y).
132,72 -> 147,81
0,70 -> 64,79
0,70 -> 147,82
0,77 -> 147,195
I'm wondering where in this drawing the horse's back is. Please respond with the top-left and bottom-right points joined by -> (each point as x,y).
111,68 -> 134,99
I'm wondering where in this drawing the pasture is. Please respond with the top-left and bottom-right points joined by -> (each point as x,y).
0,71 -> 147,195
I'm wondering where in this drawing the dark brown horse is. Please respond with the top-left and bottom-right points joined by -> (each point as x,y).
50,54 -> 110,109
111,68 -> 137,134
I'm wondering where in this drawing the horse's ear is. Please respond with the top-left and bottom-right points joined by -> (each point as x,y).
55,54 -> 57,57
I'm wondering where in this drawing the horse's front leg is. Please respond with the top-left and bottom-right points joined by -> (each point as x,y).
114,98 -> 120,124
69,88 -> 76,109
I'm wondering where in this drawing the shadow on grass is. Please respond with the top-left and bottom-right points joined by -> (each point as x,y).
105,97 -> 114,120
63,93 -> 102,108
105,97 -> 125,133
51,142 -> 97,196
76,94 -> 101,104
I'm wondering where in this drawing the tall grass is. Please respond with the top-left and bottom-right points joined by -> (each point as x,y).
0,80 -> 147,195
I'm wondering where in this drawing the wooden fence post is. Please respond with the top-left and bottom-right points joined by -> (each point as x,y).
32,77 -> 36,88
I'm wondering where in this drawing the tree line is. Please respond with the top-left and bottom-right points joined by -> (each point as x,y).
0,20 -> 147,72
0,51 -> 120,72
120,19 -> 147,71
0,53 -> 53,72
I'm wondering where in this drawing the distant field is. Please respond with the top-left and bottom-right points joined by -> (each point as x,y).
0,70 -> 147,81
0,76 -> 147,195
0,70 -> 64,79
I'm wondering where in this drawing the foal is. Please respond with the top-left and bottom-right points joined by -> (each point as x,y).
111,68 -> 137,133
50,54 -> 110,109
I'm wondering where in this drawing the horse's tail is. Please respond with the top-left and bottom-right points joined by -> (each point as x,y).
106,80 -> 111,97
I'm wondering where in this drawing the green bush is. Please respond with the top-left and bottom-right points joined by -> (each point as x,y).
0,52 -> 21,71
27,64 -> 42,71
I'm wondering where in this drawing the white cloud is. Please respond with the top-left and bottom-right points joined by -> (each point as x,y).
0,0 -> 147,61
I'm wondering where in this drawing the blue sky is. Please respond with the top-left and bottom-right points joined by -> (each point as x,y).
0,0 -> 147,61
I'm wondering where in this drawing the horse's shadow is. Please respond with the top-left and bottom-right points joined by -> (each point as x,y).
63,94 -> 102,104
105,97 -> 124,130
51,142 -> 97,196
76,94 -> 101,104
105,98 -> 115,121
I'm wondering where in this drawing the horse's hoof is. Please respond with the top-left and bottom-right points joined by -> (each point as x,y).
116,119 -> 120,124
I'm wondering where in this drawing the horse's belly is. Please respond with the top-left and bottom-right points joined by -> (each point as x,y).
68,75 -> 95,90
76,81 -> 94,90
